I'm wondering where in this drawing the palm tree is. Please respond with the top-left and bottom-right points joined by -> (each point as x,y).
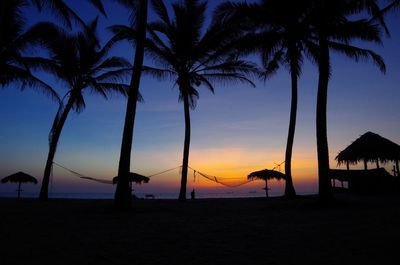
36,20 -> 131,200
309,0 -> 386,202
29,0 -> 107,28
216,0 -> 320,198
0,0 -> 59,100
143,0 -> 256,201
109,0 -> 148,209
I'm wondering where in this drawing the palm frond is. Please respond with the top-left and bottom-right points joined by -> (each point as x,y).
151,0 -> 171,25
94,68 -> 132,83
142,66 -> 176,81
328,41 -> 386,73
108,24 -> 138,47
201,72 -> 256,88
114,0 -> 142,27
90,82 -> 129,97
1,64 -> 60,102
260,49 -> 284,81
330,19 -> 383,44
91,56 -> 132,76
87,0 -> 107,17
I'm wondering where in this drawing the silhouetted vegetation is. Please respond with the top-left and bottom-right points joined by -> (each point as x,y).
1,0 -> 398,205
34,20 -> 131,200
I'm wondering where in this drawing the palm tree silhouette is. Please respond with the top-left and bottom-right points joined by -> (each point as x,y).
110,0 -> 149,209
0,0 -> 59,100
29,0 -> 106,28
143,0 -> 256,201
36,20 -> 131,200
216,0 -> 321,198
309,0 -> 386,202
362,0 -> 400,35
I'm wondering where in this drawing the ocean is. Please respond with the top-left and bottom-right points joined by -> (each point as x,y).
0,189 -> 316,199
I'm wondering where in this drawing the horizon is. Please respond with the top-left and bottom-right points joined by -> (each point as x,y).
1,0 -> 400,199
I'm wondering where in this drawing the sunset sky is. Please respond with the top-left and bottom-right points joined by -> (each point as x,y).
1,1 -> 399,198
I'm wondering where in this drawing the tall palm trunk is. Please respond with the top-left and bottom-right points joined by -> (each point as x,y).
284,56 -> 298,198
39,97 -> 74,200
316,34 -> 333,202
178,91 -> 191,202
115,0 -> 148,210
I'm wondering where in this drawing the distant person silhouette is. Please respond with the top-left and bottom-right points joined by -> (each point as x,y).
190,189 -> 196,200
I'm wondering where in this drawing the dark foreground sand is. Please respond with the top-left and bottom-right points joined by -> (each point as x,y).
1,194 -> 399,265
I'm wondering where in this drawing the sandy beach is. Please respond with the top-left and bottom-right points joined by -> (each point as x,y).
1,194 -> 399,265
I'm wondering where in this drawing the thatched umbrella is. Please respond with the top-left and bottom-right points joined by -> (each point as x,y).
113,172 -> 150,185
336,132 -> 400,175
248,169 -> 286,197
1,172 -> 38,199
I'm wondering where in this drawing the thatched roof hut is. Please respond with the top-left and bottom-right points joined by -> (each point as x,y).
336,132 -> 400,172
330,168 -> 399,194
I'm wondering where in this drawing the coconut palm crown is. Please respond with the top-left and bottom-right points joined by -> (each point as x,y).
36,20 -> 132,200
110,0 -> 149,210
308,0 -> 386,202
111,0 -> 257,201
0,0 -> 59,100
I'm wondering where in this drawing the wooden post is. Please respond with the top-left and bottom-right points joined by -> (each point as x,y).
364,159 -> 368,170
396,160 -> 399,177
376,159 -> 380,169
17,182 -> 22,199
344,161 -> 348,189
265,180 -> 269,198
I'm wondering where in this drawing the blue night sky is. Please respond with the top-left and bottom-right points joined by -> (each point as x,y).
1,0 -> 399,198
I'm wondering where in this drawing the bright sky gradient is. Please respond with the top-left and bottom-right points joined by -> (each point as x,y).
1,0 -> 399,198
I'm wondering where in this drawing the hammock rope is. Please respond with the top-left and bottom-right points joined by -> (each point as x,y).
52,162 -> 283,188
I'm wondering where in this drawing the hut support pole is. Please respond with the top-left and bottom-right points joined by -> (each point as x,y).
265,180 -> 269,198
364,160 -> 368,170
17,182 -> 21,199
376,159 -> 380,169
396,160 -> 399,177
346,161 -> 349,170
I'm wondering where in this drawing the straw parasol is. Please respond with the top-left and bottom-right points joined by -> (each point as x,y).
112,172 -> 150,185
248,169 -> 286,197
336,132 -> 400,173
1,172 -> 38,199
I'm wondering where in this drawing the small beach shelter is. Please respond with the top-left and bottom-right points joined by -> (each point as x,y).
248,169 -> 286,197
1,172 -> 38,199
113,172 -> 150,185
336,132 -> 400,174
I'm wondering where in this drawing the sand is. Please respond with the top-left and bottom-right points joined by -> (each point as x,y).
1,194 -> 399,265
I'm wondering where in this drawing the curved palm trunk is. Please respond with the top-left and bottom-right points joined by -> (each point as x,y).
114,0 -> 148,210
316,34 -> 333,202
178,92 -> 191,202
39,98 -> 74,200
284,59 -> 298,198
